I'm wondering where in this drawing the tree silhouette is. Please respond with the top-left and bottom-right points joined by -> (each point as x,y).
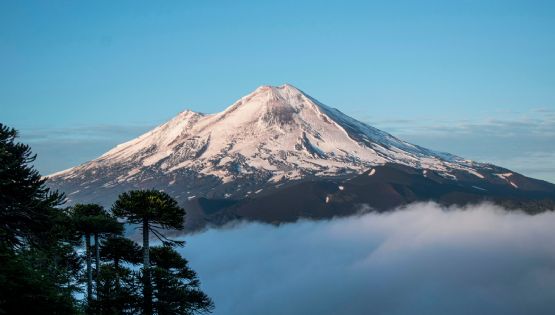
150,245 -> 214,314
112,190 -> 186,315
91,210 -> 123,293
96,236 -> 143,314
95,263 -> 142,314
0,124 -> 78,313
0,124 -> 65,249
101,236 -> 142,271
71,203 -> 122,309
1,124 -> 213,314
71,204 -> 102,306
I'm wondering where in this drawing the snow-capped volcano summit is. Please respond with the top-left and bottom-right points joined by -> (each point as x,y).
51,84 -> 482,192
47,84 -> 555,228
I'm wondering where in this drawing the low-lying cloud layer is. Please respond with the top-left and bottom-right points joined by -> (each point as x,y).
181,202 -> 555,315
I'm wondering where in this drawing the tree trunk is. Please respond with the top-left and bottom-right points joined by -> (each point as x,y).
85,233 -> 93,305
94,232 -> 100,295
114,257 -> 120,291
143,218 -> 152,315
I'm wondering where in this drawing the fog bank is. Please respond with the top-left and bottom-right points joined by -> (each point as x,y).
180,202 -> 555,315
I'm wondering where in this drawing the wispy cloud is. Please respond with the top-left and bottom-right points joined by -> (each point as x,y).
368,108 -> 555,137
18,124 -> 154,175
21,124 -> 154,142
183,202 -> 555,315
488,152 -> 555,183
368,109 -> 555,183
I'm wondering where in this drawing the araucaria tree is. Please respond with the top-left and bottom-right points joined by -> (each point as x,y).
112,190 -> 186,315
100,235 -> 142,275
71,203 -> 123,307
1,123 -> 213,314
150,245 -> 214,314
97,236 -> 143,314
0,124 -> 80,314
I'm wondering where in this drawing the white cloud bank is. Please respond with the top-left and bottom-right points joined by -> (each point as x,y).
181,202 -> 555,315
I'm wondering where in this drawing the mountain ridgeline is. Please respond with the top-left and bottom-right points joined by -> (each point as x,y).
47,84 -> 555,230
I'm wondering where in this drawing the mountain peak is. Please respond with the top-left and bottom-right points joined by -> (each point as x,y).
176,109 -> 204,118
255,83 -> 300,91
218,83 -> 311,121
45,83 -> 555,228
250,83 -> 305,100
49,83 -> 495,202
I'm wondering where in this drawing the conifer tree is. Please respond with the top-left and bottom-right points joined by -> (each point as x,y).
71,203 -> 123,308
0,123 -> 65,249
0,124 -> 79,314
150,245 -> 214,315
96,236 -> 143,314
101,236 -> 142,288
112,190 -> 186,315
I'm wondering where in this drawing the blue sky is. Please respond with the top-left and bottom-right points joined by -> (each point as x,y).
1,1 -> 554,182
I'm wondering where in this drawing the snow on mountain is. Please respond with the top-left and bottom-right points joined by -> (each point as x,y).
48,84 -> 494,202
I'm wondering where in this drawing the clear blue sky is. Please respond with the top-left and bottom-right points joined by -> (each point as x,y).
1,1 -> 554,181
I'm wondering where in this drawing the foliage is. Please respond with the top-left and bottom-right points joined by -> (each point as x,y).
0,124 -> 213,314
100,236 -> 142,267
112,190 -> 185,246
93,264 -> 142,315
150,246 -> 215,315
0,123 -> 65,249
112,190 -> 188,315
72,204 -> 122,236
0,123 -> 80,314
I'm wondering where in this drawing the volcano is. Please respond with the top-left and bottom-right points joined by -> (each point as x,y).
47,84 -> 555,229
